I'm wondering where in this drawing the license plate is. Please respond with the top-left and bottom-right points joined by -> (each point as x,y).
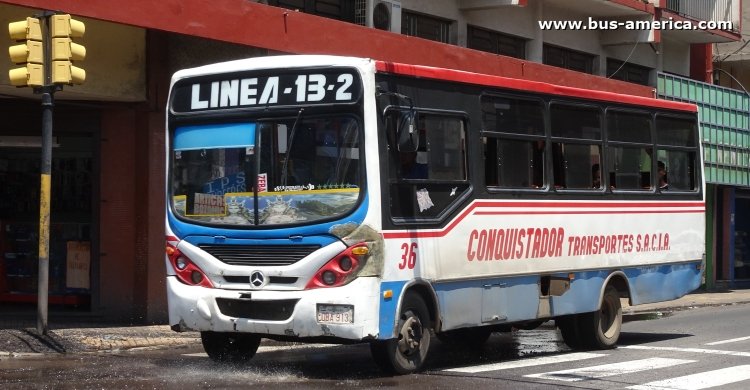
317,304 -> 354,324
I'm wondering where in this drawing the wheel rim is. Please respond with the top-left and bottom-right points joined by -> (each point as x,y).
600,295 -> 617,338
397,311 -> 423,357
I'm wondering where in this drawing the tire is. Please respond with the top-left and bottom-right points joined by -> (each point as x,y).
587,285 -> 623,349
437,327 -> 492,348
556,315 -> 584,349
201,331 -> 261,362
370,293 -> 433,374
557,286 -> 622,350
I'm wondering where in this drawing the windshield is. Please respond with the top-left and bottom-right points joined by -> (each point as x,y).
171,114 -> 362,226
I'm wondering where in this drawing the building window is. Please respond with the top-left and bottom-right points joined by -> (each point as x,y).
543,44 -> 595,74
467,25 -> 526,59
607,59 -> 652,86
267,0 -> 355,22
402,10 -> 452,43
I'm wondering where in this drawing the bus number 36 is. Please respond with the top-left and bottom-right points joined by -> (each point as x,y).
399,242 -> 417,270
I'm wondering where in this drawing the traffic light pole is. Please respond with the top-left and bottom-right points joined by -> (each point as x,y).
9,11 -> 85,335
36,11 -> 56,335
37,87 -> 53,335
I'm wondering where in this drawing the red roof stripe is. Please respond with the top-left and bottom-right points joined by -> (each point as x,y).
375,61 -> 697,113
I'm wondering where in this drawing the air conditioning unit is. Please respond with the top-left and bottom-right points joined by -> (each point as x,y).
355,0 -> 402,33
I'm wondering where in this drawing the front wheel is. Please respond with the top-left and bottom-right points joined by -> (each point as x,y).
370,293 -> 433,374
201,331 -> 261,362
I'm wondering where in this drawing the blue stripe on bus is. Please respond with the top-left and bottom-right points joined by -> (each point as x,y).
622,262 -> 702,305
378,280 -> 407,340
414,261 -> 702,334
174,123 -> 256,151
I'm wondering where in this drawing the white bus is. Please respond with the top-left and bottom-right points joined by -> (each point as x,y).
165,55 -> 705,374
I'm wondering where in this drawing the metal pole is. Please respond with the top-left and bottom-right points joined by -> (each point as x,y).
36,12 -> 54,335
37,89 -> 53,335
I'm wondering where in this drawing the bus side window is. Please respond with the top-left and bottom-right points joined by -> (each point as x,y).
480,94 -> 545,190
655,116 -> 698,192
388,111 -> 469,221
550,103 -> 602,190
484,136 -> 545,188
606,110 -> 652,191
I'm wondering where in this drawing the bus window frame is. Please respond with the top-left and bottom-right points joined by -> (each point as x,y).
605,107 -> 655,194
653,113 -> 701,194
384,105 -> 474,226
548,101 -> 604,193
480,92 -> 549,193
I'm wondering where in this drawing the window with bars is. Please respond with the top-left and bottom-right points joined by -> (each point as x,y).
607,59 -> 652,86
401,10 -> 452,44
467,25 -> 526,59
543,44 -> 595,74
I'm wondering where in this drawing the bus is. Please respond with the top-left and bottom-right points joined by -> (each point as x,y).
165,55 -> 705,374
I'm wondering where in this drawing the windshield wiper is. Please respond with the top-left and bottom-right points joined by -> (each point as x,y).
280,108 -> 305,188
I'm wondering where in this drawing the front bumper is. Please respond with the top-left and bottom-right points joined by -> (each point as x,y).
167,276 -> 381,341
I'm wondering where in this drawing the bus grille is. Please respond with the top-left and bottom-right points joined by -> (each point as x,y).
216,298 -> 298,321
198,244 -> 320,266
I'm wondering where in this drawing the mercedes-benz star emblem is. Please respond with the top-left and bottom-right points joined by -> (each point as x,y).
250,271 -> 265,288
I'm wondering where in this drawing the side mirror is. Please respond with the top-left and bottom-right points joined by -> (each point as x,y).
397,111 -> 419,152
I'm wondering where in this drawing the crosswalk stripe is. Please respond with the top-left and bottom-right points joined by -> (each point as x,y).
627,365 -> 750,390
524,357 -> 695,382
621,345 -> 750,357
704,336 -> 750,346
443,352 -> 605,374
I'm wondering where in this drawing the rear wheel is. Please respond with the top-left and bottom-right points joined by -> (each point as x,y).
558,286 -> 622,350
584,285 -> 622,349
370,293 -> 432,374
556,315 -> 584,349
201,331 -> 261,362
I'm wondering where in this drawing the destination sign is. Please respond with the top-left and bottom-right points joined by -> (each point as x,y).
171,69 -> 361,113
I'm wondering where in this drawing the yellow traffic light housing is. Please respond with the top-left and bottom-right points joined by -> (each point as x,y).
50,61 -> 85,84
49,14 -> 85,85
50,14 -> 85,38
7,17 -> 44,87
8,17 -> 42,40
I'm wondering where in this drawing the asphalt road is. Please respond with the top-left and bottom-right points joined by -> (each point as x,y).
1,303 -> 749,389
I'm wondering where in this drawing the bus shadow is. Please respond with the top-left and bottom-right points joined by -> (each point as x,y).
618,331 -> 693,346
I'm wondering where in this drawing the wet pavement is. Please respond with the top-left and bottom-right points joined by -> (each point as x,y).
1,289 -> 749,357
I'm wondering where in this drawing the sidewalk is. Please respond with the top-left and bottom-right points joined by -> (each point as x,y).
2,289 -> 750,357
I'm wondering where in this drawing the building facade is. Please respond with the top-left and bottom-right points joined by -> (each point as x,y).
0,0 -> 741,322
710,0 -> 750,289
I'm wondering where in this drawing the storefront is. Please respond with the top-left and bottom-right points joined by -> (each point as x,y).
716,187 -> 750,288
0,102 -> 98,307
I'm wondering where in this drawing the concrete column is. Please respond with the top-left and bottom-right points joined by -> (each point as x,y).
528,0 -> 544,63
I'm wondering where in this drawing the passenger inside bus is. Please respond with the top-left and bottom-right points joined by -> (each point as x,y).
658,160 -> 669,190
592,163 -> 601,189
400,151 -> 428,179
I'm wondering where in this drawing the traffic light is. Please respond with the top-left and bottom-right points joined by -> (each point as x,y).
50,14 -> 85,85
7,17 -> 44,87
